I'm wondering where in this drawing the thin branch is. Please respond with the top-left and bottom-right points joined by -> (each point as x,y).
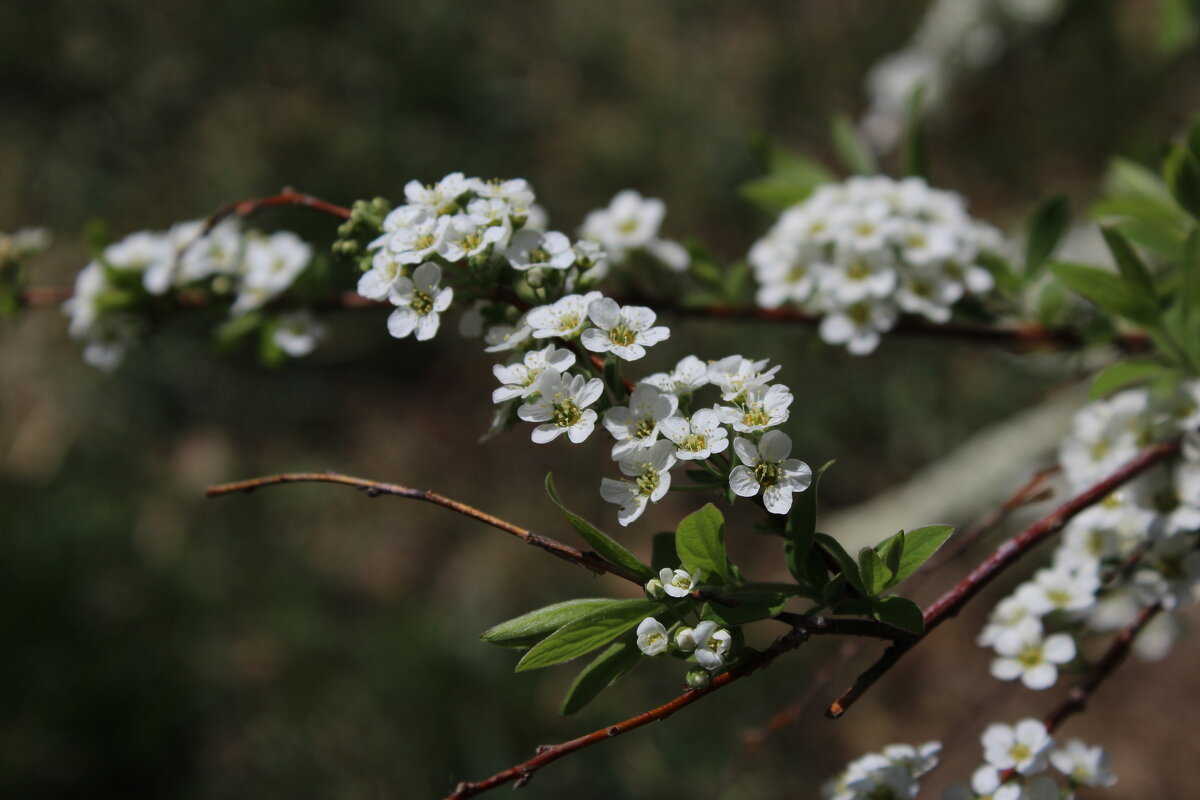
774,612 -> 919,641
825,437 -> 1181,719
205,472 -> 644,586
200,187 -> 351,233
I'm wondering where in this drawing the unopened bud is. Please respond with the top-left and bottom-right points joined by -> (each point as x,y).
685,667 -> 711,689
644,578 -> 665,600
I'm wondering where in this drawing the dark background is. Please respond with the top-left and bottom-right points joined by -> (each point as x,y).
2,1 -> 1199,798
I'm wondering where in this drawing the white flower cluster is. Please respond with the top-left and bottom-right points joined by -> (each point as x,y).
748,176 -> 1003,354
580,189 -> 690,272
860,0 -> 1067,152
978,381 -> 1200,685
63,221 -> 319,369
821,741 -> 941,800
598,355 -> 811,525
635,614 -> 733,672
0,226 -> 51,263
943,719 -> 1115,799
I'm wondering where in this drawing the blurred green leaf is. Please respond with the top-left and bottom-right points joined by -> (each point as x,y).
516,599 -> 662,672
1024,195 -> 1071,279
1049,261 -> 1160,327
1165,145 -> 1200,219
675,504 -> 730,584
1090,361 -> 1179,400
873,595 -> 925,635
545,474 -> 652,580
481,598 -> 620,649
901,84 -> 930,181
650,531 -> 677,572
560,639 -> 641,715
1101,226 -> 1157,300
1158,0 -> 1200,57
786,460 -> 834,587
890,525 -> 953,585
830,113 -> 878,175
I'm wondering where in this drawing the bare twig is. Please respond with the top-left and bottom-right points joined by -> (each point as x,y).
205,472 -> 645,585
201,187 -> 351,234
825,438 -> 1181,719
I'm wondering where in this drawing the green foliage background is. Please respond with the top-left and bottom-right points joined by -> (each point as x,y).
2,2 -> 1199,798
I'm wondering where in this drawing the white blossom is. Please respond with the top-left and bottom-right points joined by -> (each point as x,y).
659,567 -> 700,598
386,262 -> 453,341
635,617 -> 670,656
1050,739 -> 1116,788
729,431 -> 813,514
643,355 -> 710,395
982,719 -> 1053,776
580,297 -> 670,361
599,441 -> 676,525
233,231 -> 313,314
581,189 -> 689,271
716,383 -> 793,433
527,291 -> 602,340
990,629 -> 1076,690
603,383 -> 679,458
492,345 -> 576,404
706,355 -> 781,401
518,369 -> 604,444
272,311 -> 326,357
674,620 -> 731,670
659,408 -> 730,460
504,229 -> 575,271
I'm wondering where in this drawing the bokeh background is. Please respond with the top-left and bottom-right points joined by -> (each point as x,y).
3,1 -> 1200,798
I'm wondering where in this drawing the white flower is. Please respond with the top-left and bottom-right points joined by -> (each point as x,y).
484,318 -> 533,353
1133,535 -> 1200,610
990,629 -> 1076,690
1021,567 -> 1099,616
977,590 -> 1044,652
1050,739 -> 1115,788
641,355 -> 710,396
491,345 -> 576,403
603,383 -> 679,458
504,229 -> 575,271
386,262 -> 453,341
659,566 -> 700,597
818,299 -> 899,355
357,247 -> 408,300
660,408 -> 730,460
599,441 -> 676,525
729,431 -> 813,514
582,189 -> 664,252
177,219 -> 242,283
1059,390 -> 1158,489
103,230 -> 176,295
635,617 -> 670,656
982,719 -> 1053,776
568,239 -> 610,287
233,231 -> 313,313
817,245 -> 898,305
518,370 -> 604,444
673,620 -> 731,670
706,355 -> 781,401
580,298 -> 670,361
440,214 -> 509,262
382,209 -> 453,264
527,291 -> 602,340
882,741 -> 942,778
272,311 -> 326,357
716,383 -> 793,433
403,172 -> 472,215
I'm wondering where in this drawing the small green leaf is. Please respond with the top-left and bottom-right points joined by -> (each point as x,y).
1101,226 -> 1158,301
739,174 -> 822,212
901,84 -> 930,180
1049,261 -> 1160,327
830,113 -> 878,175
815,533 -> 867,596
1090,361 -> 1179,400
1112,218 -> 1187,260
545,474 -> 652,580
857,547 -> 893,596
786,460 -> 835,586
516,599 -> 663,672
703,595 -> 788,626
481,598 -> 620,649
1025,195 -> 1071,279
675,504 -> 730,584
873,595 -> 925,635
559,640 -> 642,715
892,525 -> 954,584
875,530 -> 905,578
1165,145 -> 1200,219
977,251 -> 1021,293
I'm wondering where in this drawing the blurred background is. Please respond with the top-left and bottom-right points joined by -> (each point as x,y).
2,1 -> 1199,798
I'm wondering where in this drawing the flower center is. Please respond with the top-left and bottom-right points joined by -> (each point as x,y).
415,233 -> 436,251
681,432 -> 708,452
847,302 -> 872,324
609,322 -> 638,347
635,466 -> 660,496
1090,439 -> 1110,460
553,400 -> 582,428
1046,588 -> 1072,608
557,312 -> 580,332
787,263 -> 807,282
1018,645 -> 1044,667
634,417 -> 657,440
846,260 -> 871,280
754,459 -> 781,488
529,247 -> 549,263
1010,744 -> 1032,764
1153,487 -> 1179,513
618,219 -> 639,234
412,290 -> 434,315
742,407 -> 770,428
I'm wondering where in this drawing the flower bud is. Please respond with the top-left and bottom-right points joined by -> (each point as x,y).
685,667 -> 711,689
644,578 -> 665,600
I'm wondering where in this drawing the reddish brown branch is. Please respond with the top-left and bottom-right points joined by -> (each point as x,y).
825,438 -> 1181,719
205,472 -> 644,586
201,187 -> 351,233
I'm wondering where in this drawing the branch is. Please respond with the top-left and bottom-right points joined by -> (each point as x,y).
825,437 -> 1181,719
200,187 -> 351,233
205,472 -> 644,586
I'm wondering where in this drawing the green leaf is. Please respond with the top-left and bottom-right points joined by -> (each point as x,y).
1105,157 -> 1178,207
815,533 -> 867,596
857,547 -> 893,596
875,530 -> 905,578
650,531 -> 677,572
873,595 -> 925,635
901,84 -> 930,180
1090,360 -> 1179,400
1112,218 -> 1187,260
1101,226 -> 1158,301
830,113 -> 878,175
675,504 -> 730,584
892,525 -> 953,584
739,174 -> 823,212
481,598 -> 621,649
1165,145 -> 1200,219
1024,195 -> 1071,279
977,251 -> 1021,293
559,639 -> 642,715
703,594 -> 788,626
785,460 -> 835,586
1035,279 -> 1068,327
1049,261 -> 1160,327
545,474 -> 652,580
1158,0 -> 1199,56
1183,228 -> 1200,314
516,599 -> 663,672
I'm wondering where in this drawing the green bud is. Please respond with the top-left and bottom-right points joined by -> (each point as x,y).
685,668 -> 711,689
644,578 -> 665,600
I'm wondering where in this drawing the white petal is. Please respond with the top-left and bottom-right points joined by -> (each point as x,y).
387,307 -> 418,338
732,436 -> 759,465
1042,634 -> 1076,664
729,466 -> 760,497
757,430 -> 792,461
762,484 -> 794,515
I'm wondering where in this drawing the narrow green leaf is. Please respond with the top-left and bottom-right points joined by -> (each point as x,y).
901,84 -> 930,180
1049,261 -> 1160,327
545,474 -> 652,580
892,525 -> 954,584
675,504 -> 730,584
1105,157 -> 1177,207
739,174 -> 822,212
1101,226 -> 1158,300
858,548 -> 893,597
874,595 -> 925,635
976,251 -> 1021,293
815,533 -> 867,596
516,599 -> 663,672
1112,218 -> 1186,260
785,460 -> 835,586
481,598 -> 620,649
875,530 -> 905,579
1165,145 -> 1200,219
560,640 -> 642,715
1089,361 -> 1179,400
830,113 -> 878,175
1024,195 -> 1071,279
703,595 -> 788,626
